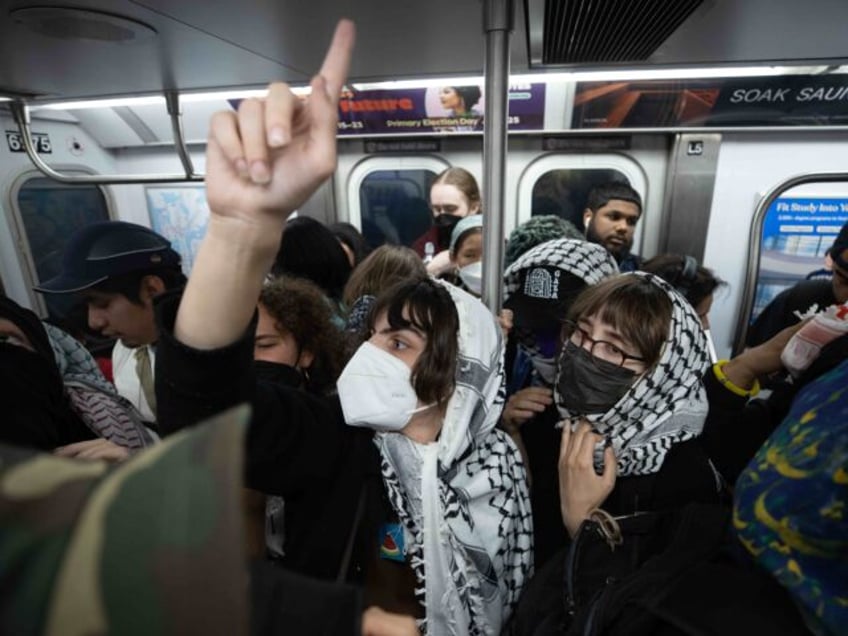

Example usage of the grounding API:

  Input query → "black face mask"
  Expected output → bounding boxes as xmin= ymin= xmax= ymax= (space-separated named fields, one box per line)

xmin=434 ymin=214 xmax=462 ymax=251
xmin=253 ymin=360 xmax=304 ymax=389
xmin=557 ymin=341 xmax=636 ymax=415
xmin=0 ymin=343 xmax=73 ymax=450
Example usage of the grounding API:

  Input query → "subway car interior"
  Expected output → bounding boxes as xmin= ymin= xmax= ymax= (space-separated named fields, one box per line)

xmin=0 ymin=0 xmax=847 ymax=356
xmin=0 ymin=1 xmax=846 ymax=632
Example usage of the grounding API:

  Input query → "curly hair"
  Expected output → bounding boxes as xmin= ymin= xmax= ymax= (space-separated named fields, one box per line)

xmin=259 ymin=276 xmax=347 ymax=394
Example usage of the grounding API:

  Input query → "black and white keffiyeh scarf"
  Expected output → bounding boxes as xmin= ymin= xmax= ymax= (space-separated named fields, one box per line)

xmin=555 ymin=272 xmax=711 ymax=476
xmin=374 ymin=280 xmax=534 ymax=635
xmin=45 ymin=324 xmax=155 ymax=450
xmin=503 ymin=239 xmax=619 ymax=356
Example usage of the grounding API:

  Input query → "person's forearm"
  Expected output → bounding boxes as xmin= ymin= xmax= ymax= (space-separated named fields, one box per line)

xmin=719 ymin=356 xmax=758 ymax=390
xmin=175 ymin=215 xmax=283 ymax=349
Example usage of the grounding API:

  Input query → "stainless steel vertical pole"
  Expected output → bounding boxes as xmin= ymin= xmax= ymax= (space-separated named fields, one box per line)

xmin=481 ymin=0 xmax=513 ymax=313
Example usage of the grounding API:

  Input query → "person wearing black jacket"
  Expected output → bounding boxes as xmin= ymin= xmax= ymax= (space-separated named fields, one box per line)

xmin=154 ymin=20 xmax=419 ymax=636
xmin=153 ymin=16 xmax=534 ymax=634
xmin=703 ymin=323 xmax=848 ymax=487
xmin=507 ymin=272 xmax=729 ymax=635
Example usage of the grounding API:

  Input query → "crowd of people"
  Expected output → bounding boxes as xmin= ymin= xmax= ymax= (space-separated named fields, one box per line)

xmin=1 ymin=19 xmax=846 ymax=636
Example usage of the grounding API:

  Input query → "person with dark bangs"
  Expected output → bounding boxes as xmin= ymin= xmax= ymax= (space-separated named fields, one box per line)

xmin=154 ymin=41 xmax=533 ymax=631
xmin=507 ymin=273 xmax=730 ymax=635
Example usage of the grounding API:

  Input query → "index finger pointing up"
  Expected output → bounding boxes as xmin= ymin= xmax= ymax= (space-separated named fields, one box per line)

xmin=319 ymin=19 xmax=356 ymax=102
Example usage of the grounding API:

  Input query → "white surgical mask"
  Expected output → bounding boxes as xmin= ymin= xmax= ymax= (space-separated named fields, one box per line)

xmin=337 ymin=341 xmax=428 ymax=431
xmin=458 ymin=260 xmax=483 ymax=295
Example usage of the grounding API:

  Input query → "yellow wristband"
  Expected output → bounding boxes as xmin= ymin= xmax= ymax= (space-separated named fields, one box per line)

xmin=713 ymin=360 xmax=760 ymax=398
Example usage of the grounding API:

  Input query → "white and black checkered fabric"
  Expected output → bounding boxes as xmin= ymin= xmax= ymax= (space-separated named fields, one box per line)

xmin=503 ymin=238 xmax=619 ymax=354
xmin=375 ymin=281 xmax=534 ymax=635
xmin=555 ymin=272 xmax=711 ymax=476
xmin=503 ymin=238 xmax=619 ymax=302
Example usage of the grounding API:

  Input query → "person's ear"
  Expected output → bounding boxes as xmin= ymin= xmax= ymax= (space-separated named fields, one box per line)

xmin=139 ymin=275 xmax=166 ymax=303
xmin=469 ymin=200 xmax=481 ymax=215
xmin=298 ymin=349 xmax=315 ymax=370
xmin=583 ymin=209 xmax=592 ymax=229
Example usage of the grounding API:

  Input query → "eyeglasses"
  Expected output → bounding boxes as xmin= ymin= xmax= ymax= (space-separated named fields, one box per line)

xmin=564 ymin=321 xmax=646 ymax=369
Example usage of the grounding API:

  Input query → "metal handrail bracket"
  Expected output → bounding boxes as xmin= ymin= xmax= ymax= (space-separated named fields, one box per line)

xmin=10 ymin=98 xmax=205 ymax=184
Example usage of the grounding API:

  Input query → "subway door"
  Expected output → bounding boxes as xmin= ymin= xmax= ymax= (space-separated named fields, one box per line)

xmin=704 ymin=131 xmax=848 ymax=359
xmin=336 ymin=139 xmax=453 ymax=252
xmin=512 ymin=135 xmax=668 ymax=260
xmin=0 ymin=112 xmax=118 ymax=317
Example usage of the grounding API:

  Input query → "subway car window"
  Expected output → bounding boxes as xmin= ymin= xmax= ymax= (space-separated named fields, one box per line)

xmin=14 ymin=177 xmax=111 ymax=319
xmin=749 ymin=186 xmax=848 ymax=323
xmin=359 ymin=169 xmax=437 ymax=250
xmin=531 ymin=168 xmax=629 ymax=230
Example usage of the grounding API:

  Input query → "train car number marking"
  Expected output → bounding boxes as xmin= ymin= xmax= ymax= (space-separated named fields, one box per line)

xmin=5 ymin=131 xmax=52 ymax=154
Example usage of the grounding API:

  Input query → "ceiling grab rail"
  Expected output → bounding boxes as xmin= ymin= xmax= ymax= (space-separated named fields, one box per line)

xmin=9 ymin=95 xmax=205 ymax=184
xmin=165 ymin=90 xmax=196 ymax=179
xmin=732 ymin=171 xmax=848 ymax=355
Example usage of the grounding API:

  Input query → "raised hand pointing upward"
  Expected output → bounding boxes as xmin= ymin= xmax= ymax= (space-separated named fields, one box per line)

xmin=205 ymin=19 xmax=355 ymax=221
xmin=176 ymin=19 xmax=356 ymax=350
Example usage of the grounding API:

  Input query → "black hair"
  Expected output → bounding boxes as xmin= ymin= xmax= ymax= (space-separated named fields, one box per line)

xmin=90 ymin=266 xmax=186 ymax=305
xmin=640 ymin=254 xmax=726 ymax=309
xmin=368 ymin=277 xmax=459 ymax=406
xmin=272 ymin=217 xmax=353 ymax=303
xmin=330 ymin=222 xmax=370 ymax=267
xmin=454 ymin=86 xmax=482 ymax=110
xmin=586 ymin=182 xmax=643 ymax=215
xmin=259 ymin=276 xmax=348 ymax=395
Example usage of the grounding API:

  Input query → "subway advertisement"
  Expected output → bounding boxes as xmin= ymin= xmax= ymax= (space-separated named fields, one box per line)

xmin=572 ymin=74 xmax=848 ymax=129
xmin=750 ymin=196 xmax=848 ymax=322
xmin=336 ymin=83 xmax=546 ymax=134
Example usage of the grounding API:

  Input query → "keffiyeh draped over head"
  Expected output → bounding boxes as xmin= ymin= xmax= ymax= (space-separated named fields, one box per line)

xmin=503 ymin=239 xmax=619 ymax=356
xmin=375 ymin=280 xmax=534 ymax=636
xmin=556 ymin=272 xmax=711 ymax=476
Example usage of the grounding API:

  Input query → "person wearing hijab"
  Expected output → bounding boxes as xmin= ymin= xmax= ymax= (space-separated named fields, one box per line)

xmin=506 ymin=272 xmax=727 ymax=635
xmin=155 ymin=35 xmax=532 ymax=634
xmin=501 ymin=239 xmax=620 ymax=435
xmin=339 ymin=277 xmax=533 ymax=634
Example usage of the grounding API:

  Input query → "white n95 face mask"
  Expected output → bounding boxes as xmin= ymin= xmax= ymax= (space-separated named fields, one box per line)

xmin=458 ymin=260 xmax=483 ymax=295
xmin=337 ymin=341 xmax=426 ymax=431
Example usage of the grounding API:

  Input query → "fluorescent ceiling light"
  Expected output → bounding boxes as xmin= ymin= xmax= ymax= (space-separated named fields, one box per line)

xmin=353 ymin=65 xmax=799 ymax=90
xmin=34 ymin=95 xmax=166 ymax=110
xmin=352 ymin=76 xmax=482 ymax=90
xmin=540 ymin=65 xmax=790 ymax=82
xmin=31 ymin=86 xmax=313 ymax=111
xmin=0 ymin=97 xmax=12 ymax=102
xmin=180 ymin=86 xmax=312 ymax=102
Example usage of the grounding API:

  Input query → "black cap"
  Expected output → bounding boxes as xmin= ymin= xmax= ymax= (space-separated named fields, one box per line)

xmin=34 ymin=221 xmax=181 ymax=294
xmin=503 ymin=265 xmax=586 ymax=330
